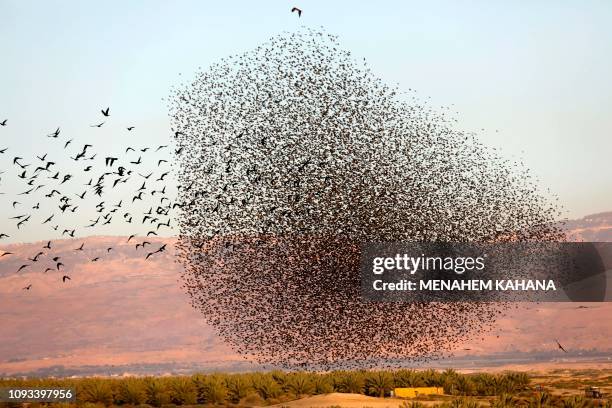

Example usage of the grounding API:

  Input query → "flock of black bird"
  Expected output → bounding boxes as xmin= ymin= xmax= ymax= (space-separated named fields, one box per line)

xmin=0 ymin=107 xmax=174 ymax=290
xmin=168 ymin=28 xmax=564 ymax=369
xmin=2 ymin=17 xmax=571 ymax=368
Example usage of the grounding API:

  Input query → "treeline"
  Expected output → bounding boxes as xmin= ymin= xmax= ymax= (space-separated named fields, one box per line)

xmin=0 ymin=369 xmax=532 ymax=406
xmin=410 ymin=394 xmax=612 ymax=408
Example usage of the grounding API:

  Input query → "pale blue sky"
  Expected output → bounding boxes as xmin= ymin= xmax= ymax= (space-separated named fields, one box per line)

xmin=1 ymin=0 xmax=611 ymax=242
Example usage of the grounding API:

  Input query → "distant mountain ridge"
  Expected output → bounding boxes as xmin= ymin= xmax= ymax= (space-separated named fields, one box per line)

xmin=1 ymin=212 xmax=611 ymax=377
xmin=564 ymin=211 xmax=612 ymax=241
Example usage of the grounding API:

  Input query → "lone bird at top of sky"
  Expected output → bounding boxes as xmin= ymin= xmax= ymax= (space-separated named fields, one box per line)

xmin=291 ymin=6 xmax=302 ymax=17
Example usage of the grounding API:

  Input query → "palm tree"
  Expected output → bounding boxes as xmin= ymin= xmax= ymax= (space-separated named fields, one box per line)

xmin=285 ymin=372 xmax=314 ymax=396
xmin=334 ymin=371 xmax=365 ymax=394
xmin=225 ymin=374 xmax=252 ymax=403
xmin=143 ymin=377 xmax=170 ymax=407
xmin=168 ymin=376 xmax=197 ymax=405
xmin=365 ymin=371 xmax=393 ymax=398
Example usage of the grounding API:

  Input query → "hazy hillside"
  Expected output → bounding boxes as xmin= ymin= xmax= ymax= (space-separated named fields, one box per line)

xmin=1 ymin=213 xmax=612 ymax=376
xmin=565 ymin=211 xmax=612 ymax=241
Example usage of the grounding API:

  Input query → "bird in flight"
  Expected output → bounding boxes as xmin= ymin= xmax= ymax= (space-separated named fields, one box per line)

xmin=145 ymin=244 xmax=165 ymax=260
xmin=101 ymin=107 xmax=110 ymax=117
xmin=136 ymin=241 xmax=151 ymax=250
xmin=91 ymin=122 xmax=105 ymax=128
xmin=291 ymin=6 xmax=302 ymax=17
xmin=0 ymin=119 xmax=7 ymax=126
xmin=555 ymin=339 xmax=568 ymax=353
xmin=127 ymin=126 xmax=135 ymax=131
xmin=48 ymin=127 xmax=60 ymax=138
xmin=62 ymin=275 xmax=71 ymax=282
xmin=23 ymin=284 xmax=32 ymax=291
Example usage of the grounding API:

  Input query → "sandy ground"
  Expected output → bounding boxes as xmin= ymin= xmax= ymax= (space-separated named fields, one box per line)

xmin=267 ymin=393 xmax=421 ymax=408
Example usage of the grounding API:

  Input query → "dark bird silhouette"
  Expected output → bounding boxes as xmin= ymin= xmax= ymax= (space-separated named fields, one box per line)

xmin=17 ymin=264 xmax=29 ymax=272
xmin=47 ymin=127 xmax=60 ymax=138
xmin=18 ymin=188 xmax=34 ymax=195
xmin=101 ymin=107 xmax=110 ymax=117
xmin=105 ymin=157 xmax=118 ymax=166
xmin=136 ymin=241 xmax=151 ymax=250
xmin=291 ymin=6 xmax=302 ymax=17
xmin=0 ymin=119 xmax=6 ymax=126
xmin=62 ymin=275 xmax=71 ymax=282
xmin=75 ymin=243 xmax=84 ymax=251
xmin=145 ymin=244 xmax=166 ymax=260
xmin=0 ymin=251 xmax=13 ymax=257
xmin=43 ymin=241 xmax=51 ymax=249
xmin=90 ymin=122 xmax=105 ymax=128
xmin=23 ymin=284 xmax=32 ymax=290
xmin=555 ymin=339 xmax=568 ymax=353
xmin=127 ymin=126 xmax=135 ymax=131
xmin=28 ymin=252 xmax=44 ymax=262
xmin=16 ymin=216 xmax=31 ymax=229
